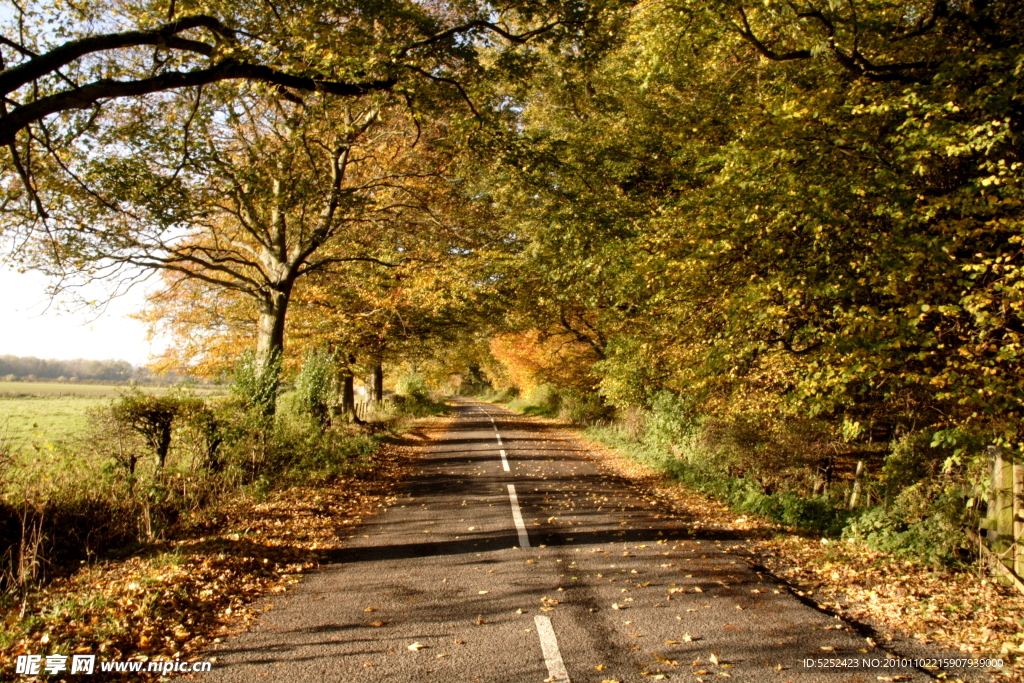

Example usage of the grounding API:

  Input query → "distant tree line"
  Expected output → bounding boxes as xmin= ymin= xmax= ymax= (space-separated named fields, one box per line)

xmin=0 ymin=355 xmax=133 ymax=382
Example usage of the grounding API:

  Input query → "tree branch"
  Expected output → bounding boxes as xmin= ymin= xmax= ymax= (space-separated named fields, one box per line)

xmin=0 ymin=15 xmax=232 ymax=96
xmin=0 ymin=59 xmax=398 ymax=146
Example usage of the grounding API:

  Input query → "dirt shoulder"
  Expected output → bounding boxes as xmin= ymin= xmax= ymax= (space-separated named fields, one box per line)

xmin=1 ymin=417 xmax=451 ymax=680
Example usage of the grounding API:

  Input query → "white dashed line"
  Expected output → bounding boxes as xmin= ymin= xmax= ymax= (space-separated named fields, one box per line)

xmin=496 ymin=433 xmax=503 ymax=446
xmin=506 ymin=484 xmax=530 ymax=548
xmin=534 ymin=616 xmax=570 ymax=683
xmin=500 ymin=449 xmax=510 ymax=472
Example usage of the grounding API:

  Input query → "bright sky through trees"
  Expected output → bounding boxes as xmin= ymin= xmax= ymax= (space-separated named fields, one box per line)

xmin=0 ymin=268 xmax=161 ymax=365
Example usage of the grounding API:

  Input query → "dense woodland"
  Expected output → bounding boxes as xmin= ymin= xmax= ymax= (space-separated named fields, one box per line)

xmin=1 ymin=0 xmax=1023 ymax=575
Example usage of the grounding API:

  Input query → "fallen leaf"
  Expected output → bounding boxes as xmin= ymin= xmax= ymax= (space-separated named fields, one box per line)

xmin=408 ymin=642 xmax=425 ymax=651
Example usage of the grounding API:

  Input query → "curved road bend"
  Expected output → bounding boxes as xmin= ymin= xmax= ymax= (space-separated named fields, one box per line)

xmin=204 ymin=399 xmax=947 ymax=683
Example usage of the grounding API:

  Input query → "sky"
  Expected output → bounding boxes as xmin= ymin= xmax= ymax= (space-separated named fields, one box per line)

xmin=0 ymin=267 xmax=164 ymax=366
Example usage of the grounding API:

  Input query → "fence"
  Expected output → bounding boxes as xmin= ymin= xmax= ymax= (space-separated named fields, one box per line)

xmin=979 ymin=447 xmax=1024 ymax=592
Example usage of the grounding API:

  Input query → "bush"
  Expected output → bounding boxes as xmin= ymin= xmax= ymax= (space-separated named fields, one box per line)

xmin=390 ymin=373 xmax=448 ymax=417
xmin=508 ymin=384 xmax=561 ymax=417
xmin=395 ymin=373 xmax=430 ymax=400
xmin=559 ymin=390 xmax=614 ymax=425
xmin=479 ymin=386 xmax=518 ymax=403
xmin=110 ymin=390 xmax=183 ymax=471
xmin=293 ymin=349 xmax=336 ymax=430
xmin=0 ymin=379 xmax=389 ymax=591
xmin=645 ymin=391 xmax=696 ymax=456
xmin=231 ymin=350 xmax=281 ymax=415
xmin=586 ymin=396 xmax=852 ymax=536
xmin=844 ymin=479 xmax=971 ymax=566
xmin=878 ymin=431 xmax=939 ymax=500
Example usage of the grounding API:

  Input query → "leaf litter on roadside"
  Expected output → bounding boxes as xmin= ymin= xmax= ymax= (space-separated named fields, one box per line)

xmin=0 ymin=418 xmax=450 ymax=679
xmin=571 ymin=428 xmax=1024 ymax=682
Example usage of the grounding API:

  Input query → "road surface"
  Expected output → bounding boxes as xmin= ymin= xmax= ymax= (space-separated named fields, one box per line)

xmin=205 ymin=400 xmax=964 ymax=682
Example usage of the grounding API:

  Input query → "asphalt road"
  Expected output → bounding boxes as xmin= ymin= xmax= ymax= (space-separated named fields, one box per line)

xmin=204 ymin=400 xmax=970 ymax=683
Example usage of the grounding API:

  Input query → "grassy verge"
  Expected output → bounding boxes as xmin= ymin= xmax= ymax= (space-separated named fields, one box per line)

xmin=585 ymin=424 xmax=851 ymax=536
xmin=0 ymin=416 xmax=450 ymax=681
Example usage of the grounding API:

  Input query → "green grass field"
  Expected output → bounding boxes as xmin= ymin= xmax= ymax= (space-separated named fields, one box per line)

xmin=0 ymin=396 xmax=109 ymax=444
xmin=0 ymin=381 xmax=223 ymax=398
xmin=0 ymin=383 xmax=225 ymax=445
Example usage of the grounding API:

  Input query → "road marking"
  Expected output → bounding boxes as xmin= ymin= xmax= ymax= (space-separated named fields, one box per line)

xmin=500 ymin=448 xmax=510 ymax=472
xmin=496 ymin=433 xmax=503 ymax=446
xmin=534 ymin=616 xmax=570 ymax=683
xmin=507 ymin=484 xmax=530 ymax=548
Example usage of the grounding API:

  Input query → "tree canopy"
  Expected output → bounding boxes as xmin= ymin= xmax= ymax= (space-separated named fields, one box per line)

xmin=4 ymin=0 xmax=1024 ymax=447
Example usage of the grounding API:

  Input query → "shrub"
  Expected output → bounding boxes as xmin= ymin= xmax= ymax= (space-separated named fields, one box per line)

xmin=395 ymin=373 xmax=430 ymax=400
xmin=844 ymin=479 xmax=971 ymax=566
xmin=231 ymin=350 xmax=281 ymax=415
xmin=293 ymin=349 xmax=336 ymax=430
xmin=559 ymin=390 xmax=614 ymax=425
xmin=878 ymin=431 xmax=940 ymax=500
xmin=389 ymin=373 xmax=447 ymax=417
xmin=508 ymin=384 xmax=561 ymax=417
xmin=110 ymin=391 xmax=182 ymax=471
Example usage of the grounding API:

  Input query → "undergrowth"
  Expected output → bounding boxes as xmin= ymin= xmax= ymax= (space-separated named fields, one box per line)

xmin=495 ymin=385 xmax=975 ymax=566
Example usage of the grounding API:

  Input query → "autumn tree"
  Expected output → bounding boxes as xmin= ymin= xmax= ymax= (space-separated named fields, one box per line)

xmin=473 ymin=0 xmax=1024 ymax=447
xmin=0 ymin=0 xmax=569 ymax=217
xmin=29 ymin=90 xmax=468 ymax=413
xmin=134 ymin=103 xmax=506 ymax=415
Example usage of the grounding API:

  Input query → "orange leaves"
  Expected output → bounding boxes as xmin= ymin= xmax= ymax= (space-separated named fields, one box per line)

xmin=490 ymin=329 xmax=600 ymax=394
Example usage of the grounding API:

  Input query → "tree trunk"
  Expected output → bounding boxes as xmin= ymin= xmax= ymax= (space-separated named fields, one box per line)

xmin=369 ymin=363 xmax=384 ymax=403
xmin=155 ymin=426 xmax=172 ymax=468
xmin=340 ymin=369 xmax=356 ymax=421
xmin=254 ymin=284 xmax=292 ymax=416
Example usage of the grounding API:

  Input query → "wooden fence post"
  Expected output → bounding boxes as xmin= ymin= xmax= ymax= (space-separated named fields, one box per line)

xmin=1014 ymin=453 xmax=1024 ymax=576
xmin=847 ymin=460 xmax=865 ymax=511
xmin=991 ymin=447 xmax=1005 ymax=547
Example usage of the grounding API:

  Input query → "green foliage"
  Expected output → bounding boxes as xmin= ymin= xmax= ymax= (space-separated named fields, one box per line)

xmin=509 ymin=384 xmax=562 ymax=417
xmin=589 ymin=419 xmax=852 ymax=536
xmin=0 ymin=381 xmax=385 ymax=591
xmin=110 ymin=390 xmax=183 ymax=471
xmin=644 ymin=391 xmax=696 ymax=456
xmin=391 ymin=373 xmax=448 ymax=417
xmin=878 ymin=432 xmax=940 ymax=500
xmin=558 ymin=390 xmax=614 ymax=425
xmin=844 ymin=480 xmax=971 ymax=567
xmin=395 ymin=373 xmax=430 ymax=400
xmin=479 ymin=386 xmax=519 ymax=403
xmin=293 ymin=349 xmax=336 ymax=429
xmin=231 ymin=351 xmax=281 ymax=416
xmin=594 ymin=338 xmax=666 ymax=409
